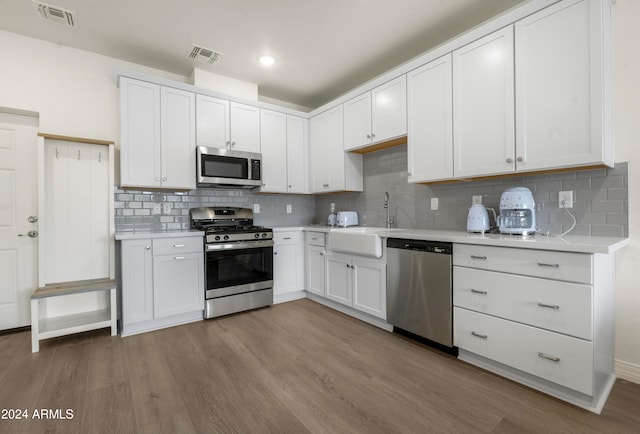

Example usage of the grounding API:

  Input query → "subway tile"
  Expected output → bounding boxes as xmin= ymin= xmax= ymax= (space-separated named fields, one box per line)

xmin=591 ymin=200 xmax=624 ymax=213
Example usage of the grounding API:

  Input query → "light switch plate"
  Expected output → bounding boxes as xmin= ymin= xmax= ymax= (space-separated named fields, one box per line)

xmin=559 ymin=191 xmax=573 ymax=208
xmin=253 ymin=203 xmax=260 ymax=213
xmin=472 ymin=195 xmax=483 ymax=205
xmin=431 ymin=198 xmax=439 ymax=210
xmin=286 ymin=204 xmax=292 ymax=214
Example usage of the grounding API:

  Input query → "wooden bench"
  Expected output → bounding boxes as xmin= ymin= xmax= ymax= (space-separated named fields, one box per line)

xmin=30 ymin=278 xmax=117 ymax=352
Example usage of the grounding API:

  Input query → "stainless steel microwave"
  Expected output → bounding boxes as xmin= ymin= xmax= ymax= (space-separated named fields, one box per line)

xmin=196 ymin=146 xmax=262 ymax=189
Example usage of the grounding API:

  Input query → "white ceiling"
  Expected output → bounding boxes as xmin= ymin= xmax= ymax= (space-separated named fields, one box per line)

xmin=0 ymin=0 xmax=527 ymax=109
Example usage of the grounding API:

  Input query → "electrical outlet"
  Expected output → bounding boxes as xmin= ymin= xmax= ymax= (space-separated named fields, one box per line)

xmin=253 ymin=203 xmax=260 ymax=213
xmin=559 ymin=191 xmax=573 ymax=208
xmin=431 ymin=197 xmax=439 ymax=210
xmin=286 ymin=204 xmax=292 ymax=214
xmin=472 ymin=195 xmax=483 ymax=205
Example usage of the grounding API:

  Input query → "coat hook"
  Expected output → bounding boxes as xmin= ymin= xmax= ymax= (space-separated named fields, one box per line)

xmin=78 ymin=150 xmax=81 ymax=161
xmin=98 ymin=152 xmax=102 ymax=163
xmin=55 ymin=147 xmax=59 ymax=159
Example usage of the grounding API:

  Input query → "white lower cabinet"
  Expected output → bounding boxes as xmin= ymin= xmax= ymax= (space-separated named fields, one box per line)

xmin=273 ymin=231 xmax=305 ymax=303
xmin=453 ymin=243 xmax=614 ymax=413
xmin=305 ymin=232 xmax=326 ymax=297
xmin=119 ymin=235 xmax=204 ymax=336
xmin=326 ymin=252 xmax=386 ymax=320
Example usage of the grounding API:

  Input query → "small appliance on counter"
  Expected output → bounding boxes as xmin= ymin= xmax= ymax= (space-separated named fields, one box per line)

xmin=336 ymin=211 xmax=359 ymax=227
xmin=467 ymin=204 xmax=496 ymax=233
xmin=328 ymin=202 xmax=337 ymax=226
xmin=497 ymin=187 xmax=536 ymax=235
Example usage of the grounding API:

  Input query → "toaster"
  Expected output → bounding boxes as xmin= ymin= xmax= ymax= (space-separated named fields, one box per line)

xmin=336 ymin=211 xmax=359 ymax=227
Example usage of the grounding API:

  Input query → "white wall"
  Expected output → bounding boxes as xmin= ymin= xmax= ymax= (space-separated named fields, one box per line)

xmin=612 ymin=0 xmax=640 ymax=380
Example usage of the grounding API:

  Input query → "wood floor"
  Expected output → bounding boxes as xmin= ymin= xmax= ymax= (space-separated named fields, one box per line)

xmin=1 ymin=298 xmax=639 ymax=434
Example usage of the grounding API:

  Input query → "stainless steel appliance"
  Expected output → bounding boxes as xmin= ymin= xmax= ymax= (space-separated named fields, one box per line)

xmin=386 ymin=238 xmax=454 ymax=350
xmin=190 ymin=207 xmax=273 ymax=318
xmin=497 ymin=187 xmax=536 ymax=235
xmin=196 ymin=146 xmax=262 ymax=189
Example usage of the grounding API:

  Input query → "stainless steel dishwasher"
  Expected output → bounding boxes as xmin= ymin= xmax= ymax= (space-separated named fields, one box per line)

xmin=386 ymin=238 xmax=453 ymax=349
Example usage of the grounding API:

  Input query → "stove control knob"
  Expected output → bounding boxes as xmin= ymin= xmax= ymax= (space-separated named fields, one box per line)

xmin=255 ymin=233 xmax=260 ymax=239
xmin=214 ymin=236 xmax=221 ymax=241
xmin=262 ymin=233 xmax=267 ymax=238
xmin=223 ymin=235 xmax=229 ymax=241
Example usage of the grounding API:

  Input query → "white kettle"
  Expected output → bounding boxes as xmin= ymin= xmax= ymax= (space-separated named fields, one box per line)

xmin=467 ymin=204 xmax=496 ymax=233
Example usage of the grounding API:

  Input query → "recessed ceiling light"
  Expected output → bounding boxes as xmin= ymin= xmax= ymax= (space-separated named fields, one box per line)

xmin=259 ymin=55 xmax=275 ymax=66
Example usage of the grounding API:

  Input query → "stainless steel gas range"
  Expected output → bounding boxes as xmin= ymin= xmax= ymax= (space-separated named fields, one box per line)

xmin=190 ymin=207 xmax=273 ymax=319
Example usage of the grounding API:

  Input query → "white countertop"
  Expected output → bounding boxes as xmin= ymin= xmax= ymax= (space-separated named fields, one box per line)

xmin=115 ymin=229 xmax=205 ymax=241
xmin=277 ymin=226 xmax=629 ymax=254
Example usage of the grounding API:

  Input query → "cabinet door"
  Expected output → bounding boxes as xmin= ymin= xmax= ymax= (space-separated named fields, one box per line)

xmin=343 ymin=92 xmax=372 ymax=151
xmin=407 ymin=54 xmax=453 ymax=183
xmin=230 ymin=102 xmax=260 ymax=153
xmin=453 ymin=26 xmax=515 ymax=178
xmin=306 ymin=245 xmax=326 ymax=296
xmin=153 ymin=253 xmax=203 ymax=318
xmin=274 ymin=244 xmax=303 ymax=296
xmin=325 ymin=105 xmax=346 ymax=192
xmin=161 ymin=87 xmax=196 ymax=189
xmin=260 ymin=109 xmax=288 ymax=193
xmin=119 ymin=77 xmax=161 ymax=188
xmin=372 ymin=75 xmax=407 ymax=143
xmin=196 ymin=94 xmax=230 ymax=148
xmin=352 ymin=258 xmax=386 ymax=319
xmin=326 ymin=254 xmax=352 ymax=306
xmin=286 ymin=115 xmax=308 ymax=194
xmin=310 ymin=113 xmax=329 ymax=192
xmin=515 ymin=0 xmax=611 ymax=171
xmin=121 ymin=239 xmax=154 ymax=324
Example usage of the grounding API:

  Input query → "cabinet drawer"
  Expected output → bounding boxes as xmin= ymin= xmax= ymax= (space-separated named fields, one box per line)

xmin=274 ymin=231 xmax=303 ymax=245
xmin=305 ymin=231 xmax=326 ymax=247
xmin=153 ymin=237 xmax=203 ymax=255
xmin=454 ymin=266 xmax=592 ymax=340
xmin=454 ymin=307 xmax=593 ymax=395
xmin=453 ymin=244 xmax=592 ymax=284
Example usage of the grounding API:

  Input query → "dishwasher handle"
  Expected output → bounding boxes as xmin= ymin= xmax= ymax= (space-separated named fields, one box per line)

xmin=387 ymin=238 xmax=452 ymax=254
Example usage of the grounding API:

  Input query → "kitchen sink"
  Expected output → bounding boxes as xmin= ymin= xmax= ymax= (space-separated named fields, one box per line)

xmin=327 ymin=227 xmax=401 ymax=258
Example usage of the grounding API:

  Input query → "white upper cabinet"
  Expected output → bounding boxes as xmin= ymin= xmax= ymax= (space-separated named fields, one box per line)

xmin=260 ymin=109 xmax=288 ymax=193
xmin=343 ymin=76 xmax=407 ymax=151
xmin=310 ymin=106 xmax=363 ymax=193
xmin=195 ymin=94 xmax=230 ymax=149
xmin=515 ymin=0 xmax=612 ymax=171
xmin=120 ymin=77 xmax=195 ymax=190
xmin=407 ymin=54 xmax=453 ymax=183
xmin=286 ymin=115 xmax=308 ymax=194
xmin=453 ymin=26 xmax=515 ymax=179
xmin=229 ymin=102 xmax=261 ymax=153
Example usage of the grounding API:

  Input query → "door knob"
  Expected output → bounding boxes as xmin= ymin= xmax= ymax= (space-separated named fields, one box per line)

xmin=18 ymin=230 xmax=39 ymax=238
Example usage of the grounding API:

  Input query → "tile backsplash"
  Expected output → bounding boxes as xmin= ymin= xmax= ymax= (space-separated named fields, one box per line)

xmin=314 ymin=145 xmax=629 ymax=237
xmin=115 ymin=145 xmax=628 ymax=237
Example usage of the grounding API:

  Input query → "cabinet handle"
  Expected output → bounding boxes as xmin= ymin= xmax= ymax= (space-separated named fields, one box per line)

xmin=371 ymin=133 xmax=376 ymax=138
xmin=537 ymin=262 xmax=560 ymax=268
xmin=226 ymin=141 xmax=231 ymax=147
xmin=145 ymin=246 xmax=151 ymax=250
xmin=470 ymin=289 xmax=487 ymax=295
xmin=470 ymin=255 xmax=487 ymax=260
xmin=173 ymin=256 xmax=185 ymax=260
xmin=506 ymin=158 xmax=513 ymax=163
xmin=274 ymin=252 xmax=278 ymax=255
xmin=156 ymin=177 xmax=160 ymax=181
xmin=231 ymin=141 xmax=236 ymax=148
xmin=346 ymin=264 xmax=350 ymax=268
xmin=288 ymin=185 xmax=292 ymax=188
xmin=471 ymin=331 xmax=488 ymax=339
xmin=283 ymin=237 xmax=292 ymax=240
xmin=517 ymin=157 xmax=523 ymax=162
xmin=538 ymin=352 xmax=560 ymax=363
xmin=320 ymin=252 xmax=324 ymax=256
xmin=162 ymin=177 xmax=167 ymax=181
xmin=537 ymin=302 xmax=560 ymax=310
xmin=173 ymin=244 xmax=185 ymax=248
xmin=366 ymin=134 xmax=371 ymax=139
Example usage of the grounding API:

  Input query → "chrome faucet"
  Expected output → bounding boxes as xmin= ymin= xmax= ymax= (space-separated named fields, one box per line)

xmin=384 ymin=192 xmax=395 ymax=228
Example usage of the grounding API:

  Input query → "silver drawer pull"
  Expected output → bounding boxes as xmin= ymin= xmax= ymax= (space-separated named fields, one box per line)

xmin=174 ymin=256 xmax=185 ymax=260
xmin=282 ymin=237 xmax=292 ymax=240
xmin=173 ymin=244 xmax=185 ymax=248
xmin=471 ymin=289 xmax=488 ymax=295
xmin=538 ymin=352 xmax=560 ymax=362
xmin=537 ymin=302 xmax=560 ymax=310
xmin=537 ymin=262 xmax=559 ymax=268
xmin=471 ymin=331 xmax=488 ymax=339
xmin=470 ymin=255 xmax=487 ymax=260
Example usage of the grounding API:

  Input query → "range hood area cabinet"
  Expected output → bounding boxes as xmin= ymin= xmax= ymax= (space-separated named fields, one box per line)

xmin=407 ymin=0 xmax=613 ymax=183
xmin=120 ymin=77 xmax=196 ymax=190
xmin=343 ymin=75 xmax=407 ymax=152
xmin=310 ymin=105 xmax=363 ymax=193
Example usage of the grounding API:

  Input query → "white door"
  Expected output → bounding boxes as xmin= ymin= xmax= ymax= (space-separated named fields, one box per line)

xmin=371 ymin=75 xmax=407 ymax=143
xmin=0 ymin=112 xmax=39 ymax=330
xmin=286 ymin=115 xmax=307 ymax=194
xmin=343 ymin=91 xmax=372 ymax=151
xmin=196 ymin=94 xmax=230 ymax=148
xmin=260 ymin=109 xmax=288 ymax=193
xmin=325 ymin=254 xmax=352 ymax=306
xmin=229 ymin=102 xmax=261 ymax=153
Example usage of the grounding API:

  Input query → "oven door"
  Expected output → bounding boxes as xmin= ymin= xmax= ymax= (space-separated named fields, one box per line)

xmin=205 ymin=240 xmax=273 ymax=299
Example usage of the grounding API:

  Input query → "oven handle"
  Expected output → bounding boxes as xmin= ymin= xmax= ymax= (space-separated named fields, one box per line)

xmin=206 ymin=239 xmax=274 ymax=251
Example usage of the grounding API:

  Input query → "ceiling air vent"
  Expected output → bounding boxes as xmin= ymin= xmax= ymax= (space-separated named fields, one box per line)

xmin=34 ymin=1 xmax=78 ymax=28
xmin=189 ymin=45 xmax=222 ymax=65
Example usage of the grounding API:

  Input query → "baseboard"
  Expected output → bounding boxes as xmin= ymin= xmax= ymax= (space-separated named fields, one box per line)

xmin=615 ymin=359 xmax=640 ymax=384
xmin=273 ymin=291 xmax=306 ymax=304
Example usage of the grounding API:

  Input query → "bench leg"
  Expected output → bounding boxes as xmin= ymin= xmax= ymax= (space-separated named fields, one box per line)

xmin=31 ymin=299 xmax=39 ymax=353
xmin=110 ymin=287 xmax=117 ymax=336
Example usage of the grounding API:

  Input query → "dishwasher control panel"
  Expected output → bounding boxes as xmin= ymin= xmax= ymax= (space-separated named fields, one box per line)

xmin=387 ymin=238 xmax=452 ymax=254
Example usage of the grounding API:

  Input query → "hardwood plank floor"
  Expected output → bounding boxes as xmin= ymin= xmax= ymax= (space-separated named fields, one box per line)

xmin=1 ymin=298 xmax=639 ymax=433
